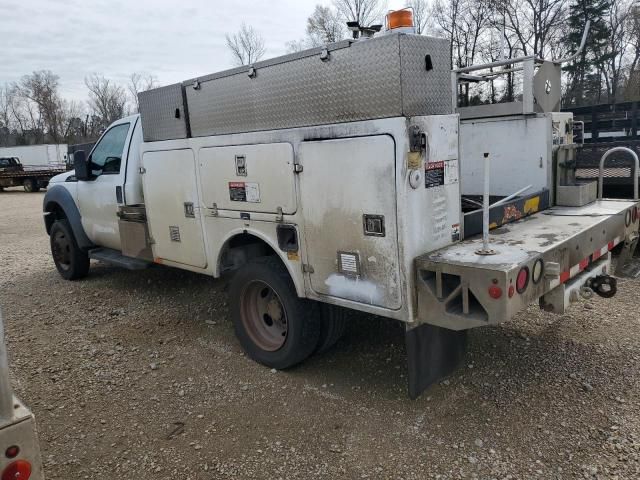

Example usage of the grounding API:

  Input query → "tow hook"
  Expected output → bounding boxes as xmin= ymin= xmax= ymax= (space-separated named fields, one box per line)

xmin=587 ymin=275 xmax=617 ymax=299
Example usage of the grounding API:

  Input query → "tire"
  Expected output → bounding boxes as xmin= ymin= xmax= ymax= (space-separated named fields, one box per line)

xmin=23 ymin=178 xmax=40 ymax=192
xmin=230 ymin=257 xmax=321 ymax=369
xmin=50 ymin=220 xmax=90 ymax=280
xmin=316 ymin=304 xmax=348 ymax=354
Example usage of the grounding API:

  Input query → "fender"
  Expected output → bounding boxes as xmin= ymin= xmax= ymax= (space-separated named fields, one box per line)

xmin=216 ymin=226 xmax=305 ymax=297
xmin=43 ymin=185 xmax=93 ymax=249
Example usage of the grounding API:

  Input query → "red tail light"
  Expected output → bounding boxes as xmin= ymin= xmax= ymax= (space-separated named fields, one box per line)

xmin=633 ymin=206 xmax=639 ymax=224
xmin=2 ymin=460 xmax=32 ymax=480
xmin=516 ymin=267 xmax=529 ymax=294
xmin=488 ymin=285 xmax=502 ymax=299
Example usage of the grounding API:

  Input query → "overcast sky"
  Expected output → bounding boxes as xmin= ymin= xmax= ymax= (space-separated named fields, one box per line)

xmin=1 ymin=0 xmax=406 ymax=101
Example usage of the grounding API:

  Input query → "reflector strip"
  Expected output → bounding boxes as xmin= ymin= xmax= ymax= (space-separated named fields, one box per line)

xmin=549 ymin=237 xmax=622 ymax=289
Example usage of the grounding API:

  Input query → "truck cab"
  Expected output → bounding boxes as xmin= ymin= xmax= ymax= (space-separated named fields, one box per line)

xmin=0 ymin=157 xmax=22 ymax=173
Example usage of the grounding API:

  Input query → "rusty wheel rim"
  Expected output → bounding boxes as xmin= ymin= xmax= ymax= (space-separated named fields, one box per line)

xmin=240 ymin=280 xmax=288 ymax=352
xmin=52 ymin=229 xmax=71 ymax=271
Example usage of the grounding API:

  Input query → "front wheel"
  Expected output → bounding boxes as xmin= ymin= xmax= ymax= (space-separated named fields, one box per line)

xmin=50 ymin=220 xmax=90 ymax=280
xmin=230 ymin=257 xmax=321 ymax=369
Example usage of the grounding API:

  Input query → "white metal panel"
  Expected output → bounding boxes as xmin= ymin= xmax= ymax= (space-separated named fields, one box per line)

xmin=142 ymin=149 xmax=207 ymax=268
xmin=459 ymin=115 xmax=551 ymax=196
xmin=299 ymin=135 xmax=401 ymax=309
xmin=198 ymin=143 xmax=296 ymax=214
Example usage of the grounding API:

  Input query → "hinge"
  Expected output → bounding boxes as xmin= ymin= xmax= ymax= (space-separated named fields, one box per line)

xmin=211 ymin=203 xmax=218 ymax=216
xmin=139 ymin=167 xmax=146 ymax=174
xmin=293 ymin=164 xmax=303 ymax=173
xmin=148 ymin=236 xmax=155 ymax=245
xmin=302 ymin=264 xmax=315 ymax=274
xmin=276 ymin=206 xmax=284 ymax=222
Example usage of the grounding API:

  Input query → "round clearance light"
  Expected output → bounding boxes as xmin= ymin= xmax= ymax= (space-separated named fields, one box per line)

xmin=488 ymin=285 xmax=502 ymax=299
xmin=4 ymin=446 xmax=19 ymax=459
xmin=516 ymin=267 xmax=530 ymax=294
xmin=532 ymin=259 xmax=544 ymax=284
xmin=633 ymin=206 xmax=639 ymax=224
xmin=625 ymin=209 xmax=632 ymax=227
xmin=508 ymin=285 xmax=515 ymax=298
xmin=1 ymin=460 xmax=32 ymax=480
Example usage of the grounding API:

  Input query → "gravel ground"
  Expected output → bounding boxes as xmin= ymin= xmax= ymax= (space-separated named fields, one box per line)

xmin=1 ymin=188 xmax=640 ymax=479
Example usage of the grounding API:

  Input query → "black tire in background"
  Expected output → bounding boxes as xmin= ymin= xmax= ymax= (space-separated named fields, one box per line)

xmin=23 ymin=178 xmax=40 ymax=192
xmin=230 ymin=256 xmax=321 ymax=370
xmin=49 ymin=219 xmax=90 ymax=280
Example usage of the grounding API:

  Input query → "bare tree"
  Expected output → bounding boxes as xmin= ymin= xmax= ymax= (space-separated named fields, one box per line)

xmin=85 ymin=74 xmax=128 ymax=130
xmin=408 ymin=0 xmax=429 ymax=34
xmin=308 ymin=5 xmax=346 ymax=43
xmin=128 ymin=72 xmax=159 ymax=112
xmin=332 ymin=0 xmax=387 ymax=27
xmin=226 ymin=23 xmax=266 ymax=66
xmin=16 ymin=70 xmax=67 ymax=143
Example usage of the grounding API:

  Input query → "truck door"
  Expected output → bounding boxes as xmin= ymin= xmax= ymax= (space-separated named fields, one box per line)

xmin=77 ymin=118 xmax=136 ymax=251
xmin=141 ymin=149 xmax=207 ymax=268
xmin=299 ymin=135 xmax=402 ymax=310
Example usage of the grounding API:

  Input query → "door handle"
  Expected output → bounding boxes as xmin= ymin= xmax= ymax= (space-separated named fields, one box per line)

xmin=184 ymin=202 xmax=195 ymax=218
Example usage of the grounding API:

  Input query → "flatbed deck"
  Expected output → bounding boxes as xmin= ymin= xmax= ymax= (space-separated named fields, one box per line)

xmin=421 ymin=199 xmax=637 ymax=273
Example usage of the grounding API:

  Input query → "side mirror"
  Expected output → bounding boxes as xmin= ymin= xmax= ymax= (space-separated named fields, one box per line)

xmin=74 ymin=150 xmax=90 ymax=181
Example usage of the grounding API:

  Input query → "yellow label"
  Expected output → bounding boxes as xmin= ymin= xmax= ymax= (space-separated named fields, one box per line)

xmin=407 ymin=151 xmax=422 ymax=170
xmin=524 ymin=196 xmax=540 ymax=214
xmin=287 ymin=251 xmax=300 ymax=261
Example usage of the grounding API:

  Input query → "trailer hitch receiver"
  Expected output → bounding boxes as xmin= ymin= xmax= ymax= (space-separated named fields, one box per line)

xmin=588 ymin=275 xmax=617 ymax=299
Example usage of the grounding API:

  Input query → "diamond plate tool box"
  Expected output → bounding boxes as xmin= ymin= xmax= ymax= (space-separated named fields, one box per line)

xmin=138 ymin=33 xmax=452 ymax=142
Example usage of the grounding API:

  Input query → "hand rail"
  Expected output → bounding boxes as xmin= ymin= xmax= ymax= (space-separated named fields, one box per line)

xmin=598 ymin=147 xmax=639 ymax=200
xmin=0 ymin=308 xmax=14 ymax=421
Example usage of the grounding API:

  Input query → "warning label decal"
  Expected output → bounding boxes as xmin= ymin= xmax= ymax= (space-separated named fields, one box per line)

xmin=425 ymin=161 xmax=445 ymax=188
xmin=229 ymin=182 xmax=261 ymax=203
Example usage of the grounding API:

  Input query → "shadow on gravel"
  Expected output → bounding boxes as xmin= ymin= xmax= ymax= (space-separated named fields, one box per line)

xmin=9 ymin=260 xmax=636 ymax=411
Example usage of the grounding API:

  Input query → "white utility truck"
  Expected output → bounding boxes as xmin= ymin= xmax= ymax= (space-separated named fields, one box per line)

xmin=42 ymin=21 xmax=639 ymax=397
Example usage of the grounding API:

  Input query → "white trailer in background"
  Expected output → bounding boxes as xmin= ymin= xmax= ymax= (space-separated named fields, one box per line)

xmin=0 ymin=310 xmax=44 ymax=479
xmin=0 ymin=145 xmax=68 ymax=169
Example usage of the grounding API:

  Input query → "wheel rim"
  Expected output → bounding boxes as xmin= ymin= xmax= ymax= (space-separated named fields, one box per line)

xmin=52 ymin=229 xmax=72 ymax=271
xmin=240 ymin=280 xmax=288 ymax=351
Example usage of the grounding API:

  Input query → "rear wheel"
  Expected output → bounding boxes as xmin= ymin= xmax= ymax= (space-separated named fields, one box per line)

xmin=50 ymin=220 xmax=90 ymax=280
xmin=23 ymin=178 xmax=40 ymax=192
xmin=230 ymin=257 xmax=321 ymax=369
xmin=316 ymin=304 xmax=348 ymax=354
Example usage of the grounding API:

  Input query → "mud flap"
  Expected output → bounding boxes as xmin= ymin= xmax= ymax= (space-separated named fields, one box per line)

xmin=615 ymin=234 xmax=640 ymax=278
xmin=405 ymin=323 xmax=468 ymax=399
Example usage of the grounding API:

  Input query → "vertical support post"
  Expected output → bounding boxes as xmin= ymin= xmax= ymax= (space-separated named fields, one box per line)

xmin=591 ymin=107 xmax=599 ymax=141
xmin=476 ymin=153 xmax=496 ymax=256
xmin=0 ymin=309 xmax=14 ymax=421
xmin=482 ymin=152 xmax=490 ymax=252
xmin=450 ymin=71 xmax=458 ymax=113
xmin=522 ymin=58 xmax=535 ymax=114
xmin=631 ymin=102 xmax=638 ymax=139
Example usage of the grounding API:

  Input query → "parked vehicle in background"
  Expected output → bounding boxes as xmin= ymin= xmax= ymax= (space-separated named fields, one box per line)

xmin=0 ymin=309 xmax=44 ymax=480
xmin=0 ymin=157 xmax=65 ymax=192
xmin=0 ymin=145 xmax=68 ymax=169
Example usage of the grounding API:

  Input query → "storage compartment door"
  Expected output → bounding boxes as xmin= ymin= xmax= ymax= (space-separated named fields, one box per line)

xmin=299 ymin=135 xmax=401 ymax=310
xmin=199 ymin=143 xmax=296 ymax=214
xmin=142 ymin=149 xmax=207 ymax=268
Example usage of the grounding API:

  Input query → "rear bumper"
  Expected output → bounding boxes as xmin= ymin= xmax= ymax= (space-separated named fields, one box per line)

xmin=415 ymin=200 xmax=639 ymax=330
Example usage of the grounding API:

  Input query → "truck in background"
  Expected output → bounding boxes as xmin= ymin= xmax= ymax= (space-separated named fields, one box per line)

xmin=0 ymin=145 xmax=68 ymax=169
xmin=0 ymin=157 xmax=65 ymax=192
xmin=41 ymin=15 xmax=640 ymax=398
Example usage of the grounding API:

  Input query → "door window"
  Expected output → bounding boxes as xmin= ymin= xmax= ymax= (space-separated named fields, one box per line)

xmin=90 ymin=123 xmax=130 ymax=176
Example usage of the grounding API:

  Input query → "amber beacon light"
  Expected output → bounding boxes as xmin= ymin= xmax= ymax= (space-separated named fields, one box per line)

xmin=386 ymin=8 xmax=414 ymax=30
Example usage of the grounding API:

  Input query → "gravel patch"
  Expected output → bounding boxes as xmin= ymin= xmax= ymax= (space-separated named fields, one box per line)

xmin=1 ymin=188 xmax=640 ymax=479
